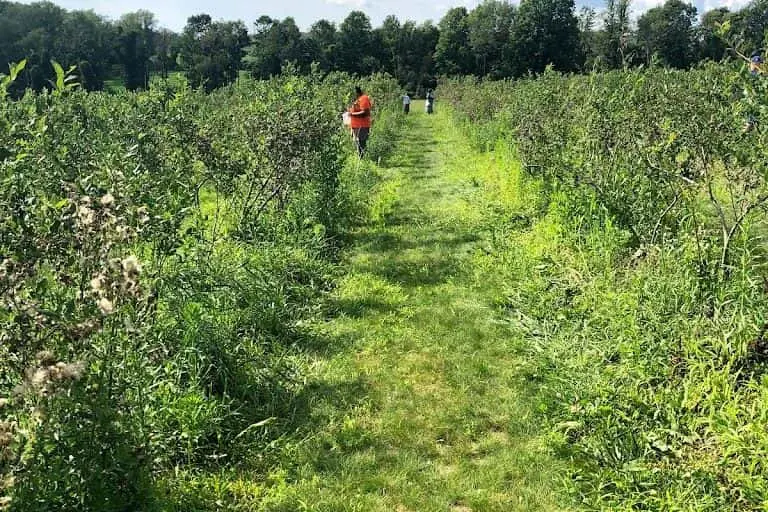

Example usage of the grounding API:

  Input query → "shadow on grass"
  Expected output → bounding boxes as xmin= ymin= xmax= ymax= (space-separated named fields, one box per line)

xmin=151 ymin=376 xmax=376 ymax=510
xmin=384 ymin=126 xmax=438 ymax=170
xmin=351 ymin=229 xmax=482 ymax=254
xmin=213 ymin=359 xmax=374 ymax=472
xmin=330 ymin=296 xmax=400 ymax=319
xmin=357 ymin=251 xmax=464 ymax=288
xmin=278 ymin=377 xmax=373 ymax=432
xmin=216 ymin=113 xmax=489 ymax=499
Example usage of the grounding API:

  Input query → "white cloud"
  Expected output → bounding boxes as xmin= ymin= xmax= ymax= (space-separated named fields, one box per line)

xmin=702 ymin=0 xmax=750 ymax=11
xmin=629 ymin=0 xmax=665 ymax=14
xmin=325 ymin=0 xmax=370 ymax=6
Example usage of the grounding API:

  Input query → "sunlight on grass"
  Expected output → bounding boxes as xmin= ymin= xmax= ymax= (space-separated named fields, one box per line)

xmin=240 ymin=108 xmax=567 ymax=511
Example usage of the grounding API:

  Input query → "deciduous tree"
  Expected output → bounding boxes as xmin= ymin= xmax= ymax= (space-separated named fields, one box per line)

xmin=435 ymin=7 xmax=473 ymax=76
xmin=510 ymin=0 xmax=583 ymax=75
xmin=637 ymin=0 xmax=698 ymax=68
xmin=179 ymin=14 xmax=249 ymax=91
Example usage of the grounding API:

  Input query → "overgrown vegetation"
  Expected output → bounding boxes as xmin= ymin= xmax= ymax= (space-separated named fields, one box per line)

xmin=441 ymin=49 xmax=768 ymax=509
xmin=0 ymin=64 xmax=401 ymax=510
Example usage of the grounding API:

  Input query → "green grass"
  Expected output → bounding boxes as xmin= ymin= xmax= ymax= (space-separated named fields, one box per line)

xmin=220 ymin=103 xmax=567 ymax=511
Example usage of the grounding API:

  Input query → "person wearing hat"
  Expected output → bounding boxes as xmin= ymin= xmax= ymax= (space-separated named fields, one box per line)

xmin=348 ymin=86 xmax=373 ymax=158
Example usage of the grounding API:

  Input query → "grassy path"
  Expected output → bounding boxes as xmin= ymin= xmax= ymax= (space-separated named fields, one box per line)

xmin=259 ymin=105 xmax=564 ymax=511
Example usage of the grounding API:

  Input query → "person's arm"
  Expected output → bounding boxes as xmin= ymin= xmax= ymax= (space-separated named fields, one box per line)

xmin=349 ymin=98 xmax=371 ymax=117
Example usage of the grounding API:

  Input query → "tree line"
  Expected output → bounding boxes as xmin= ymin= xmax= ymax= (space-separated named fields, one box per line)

xmin=1 ymin=0 xmax=767 ymax=94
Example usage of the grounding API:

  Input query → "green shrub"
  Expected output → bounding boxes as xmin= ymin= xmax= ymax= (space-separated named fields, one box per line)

xmin=441 ymin=56 xmax=768 ymax=510
xmin=0 ymin=69 xmax=401 ymax=509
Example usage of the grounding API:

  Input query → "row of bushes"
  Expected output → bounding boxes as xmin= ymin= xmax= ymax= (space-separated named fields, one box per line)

xmin=441 ymin=60 xmax=768 ymax=509
xmin=0 ymin=67 xmax=401 ymax=511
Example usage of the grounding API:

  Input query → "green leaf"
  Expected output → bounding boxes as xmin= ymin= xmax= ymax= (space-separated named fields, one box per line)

xmin=9 ymin=59 xmax=27 ymax=81
xmin=675 ymin=149 xmax=690 ymax=165
xmin=51 ymin=60 xmax=65 ymax=91
xmin=717 ymin=19 xmax=732 ymax=37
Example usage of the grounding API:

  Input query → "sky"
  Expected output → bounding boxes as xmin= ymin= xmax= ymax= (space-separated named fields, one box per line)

xmin=17 ymin=0 xmax=752 ymax=31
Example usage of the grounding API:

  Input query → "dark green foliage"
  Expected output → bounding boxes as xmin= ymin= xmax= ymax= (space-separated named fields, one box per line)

xmin=598 ymin=0 xmax=632 ymax=69
xmin=637 ymin=0 xmax=699 ymax=68
xmin=376 ymin=16 xmax=440 ymax=95
xmin=735 ymin=0 xmax=768 ymax=51
xmin=244 ymin=17 xmax=315 ymax=79
xmin=116 ymin=11 xmax=156 ymax=91
xmin=337 ymin=11 xmax=380 ymax=76
xmin=510 ymin=0 xmax=584 ymax=74
xmin=307 ymin=20 xmax=339 ymax=72
xmin=700 ymin=8 xmax=732 ymax=62
xmin=435 ymin=7 xmax=474 ymax=77
xmin=178 ymin=15 xmax=249 ymax=91
xmin=468 ymin=1 xmax=517 ymax=78
xmin=0 ymin=1 xmax=112 ymax=93
xmin=0 ymin=2 xmax=173 ymax=94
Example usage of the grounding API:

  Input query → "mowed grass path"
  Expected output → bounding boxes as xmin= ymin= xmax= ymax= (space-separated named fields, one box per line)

xmin=257 ymin=104 xmax=564 ymax=511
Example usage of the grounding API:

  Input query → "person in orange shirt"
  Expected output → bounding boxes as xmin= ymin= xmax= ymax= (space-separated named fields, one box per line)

xmin=348 ymin=86 xmax=373 ymax=158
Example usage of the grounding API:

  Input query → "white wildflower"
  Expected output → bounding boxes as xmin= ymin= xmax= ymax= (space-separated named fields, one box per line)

xmin=100 ymin=193 xmax=115 ymax=207
xmin=121 ymin=255 xmax=142 ymax=277
xmin=0 ymin=475 xmax=14 ymax=490
xmin=90 ymin=275 xmax=106 ymax=294
xmin=97 ymin=297 xmax=114 ymax=315
xmin=30 ymin=408 xmax=44 ymax=425
xmin=0 ymin=399 xmax=8 ymax=409
xmin=47 ymin=364 xmax=62 ymax=381
xmin=116 ymin=225 xmax=131 ymax=240
xmin=77 ymin=205 xmax=95 ymax=226
xmin=60 ymin=362 xmax=85 ymax=381
xmin=75 ymin=319 xmax=98 ymax=337
xmin=109 ymin=258 xmax=122 ymax=272
xmin=29 ymin=368 xmax=49 ymax=388
xmin=137 ymin=206 xmax=150 ymax=224
xmin=36 ymin=351 xmax=56 ymax=365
